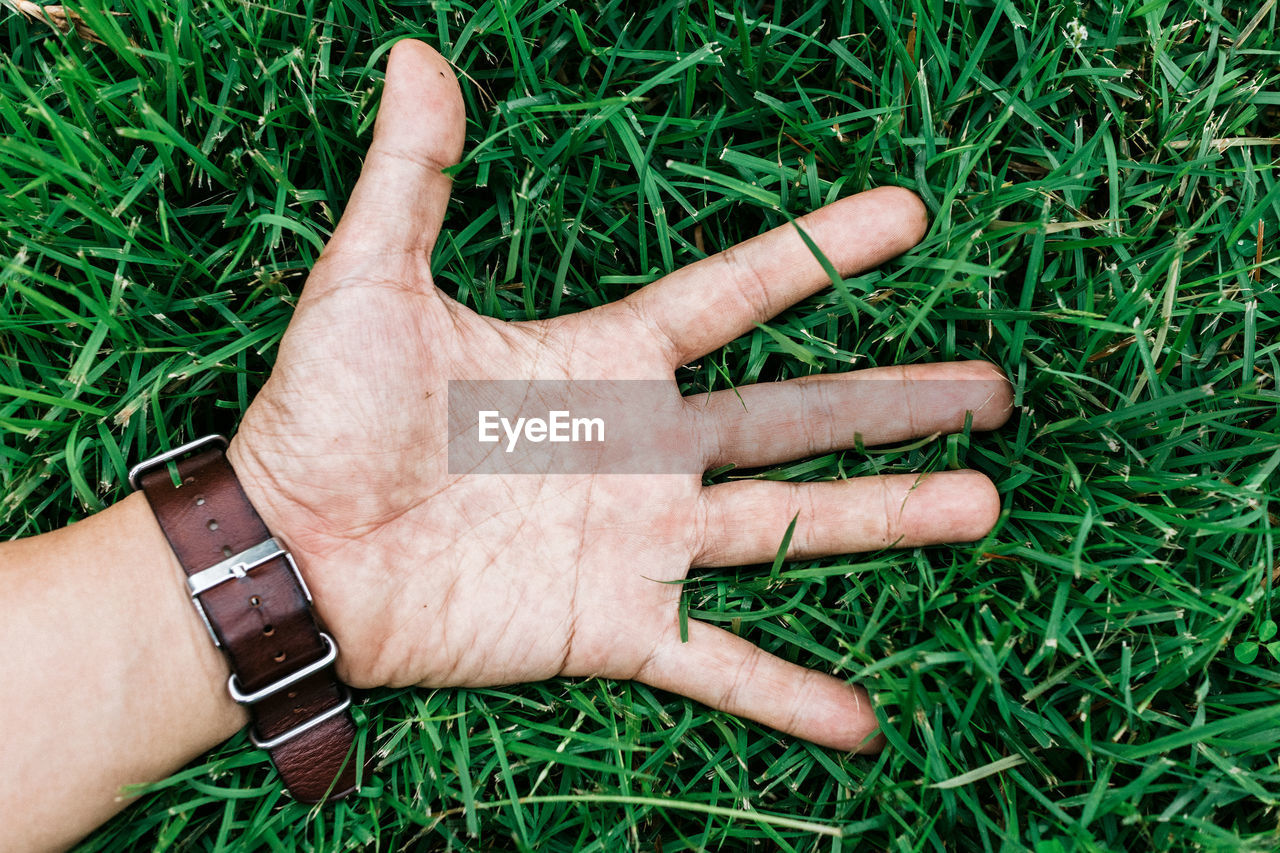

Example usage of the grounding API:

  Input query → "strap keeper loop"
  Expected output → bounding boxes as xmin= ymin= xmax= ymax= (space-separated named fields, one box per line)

xmin=228 ymin=632 xmax=340 ymax=705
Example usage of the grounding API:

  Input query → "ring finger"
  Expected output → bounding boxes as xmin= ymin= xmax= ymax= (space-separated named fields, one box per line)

xmin=693 ymin=470 xmax=1001 ymax=567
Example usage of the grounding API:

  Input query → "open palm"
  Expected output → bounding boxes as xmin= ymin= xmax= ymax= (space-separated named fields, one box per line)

xmin=227 ymin=40 xmax=1011 ymax=754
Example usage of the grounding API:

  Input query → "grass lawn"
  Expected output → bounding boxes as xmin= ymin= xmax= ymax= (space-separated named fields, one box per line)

xmin=2 ymin=0 xmax=1279 ymax=849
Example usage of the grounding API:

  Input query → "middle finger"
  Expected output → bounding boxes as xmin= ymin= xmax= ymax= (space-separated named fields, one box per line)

xmin=688 ymin=360 xmax=1012 ymax=470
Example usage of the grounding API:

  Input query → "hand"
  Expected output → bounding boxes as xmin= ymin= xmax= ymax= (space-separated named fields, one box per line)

xmin=227 ymin=39 xmax=1012 ymax=753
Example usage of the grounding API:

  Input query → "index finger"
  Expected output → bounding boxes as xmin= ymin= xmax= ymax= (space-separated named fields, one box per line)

xmin=615 ymin=186 xmax=928 ymax=366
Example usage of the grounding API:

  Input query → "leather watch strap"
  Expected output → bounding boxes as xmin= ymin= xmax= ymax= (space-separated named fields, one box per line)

xmin=132 ymin=436 xmax=359 ymax=802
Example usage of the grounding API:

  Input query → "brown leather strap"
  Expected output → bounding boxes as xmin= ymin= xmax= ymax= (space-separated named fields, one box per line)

xmin=136 ymin=441 xmax=359 ymax=802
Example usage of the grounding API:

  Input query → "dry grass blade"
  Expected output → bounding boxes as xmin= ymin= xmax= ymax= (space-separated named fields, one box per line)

xmin=1167 ymin=136 xmax=1280 ymax=152
xmin=1255 ymin=220 xmax=1265 ymax=284
xmin=4 ymin=0 xmax=107 ymax=43
xmin=990 ymin=218 xmax=1120 ymax=234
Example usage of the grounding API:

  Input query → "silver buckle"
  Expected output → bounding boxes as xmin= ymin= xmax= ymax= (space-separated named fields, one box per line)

xmin=184 ymin=538 xmax=314 ymax=648
xmin=128 ymin=434 xmax=228 ymax=490
xmin=250 ymin=688 xmax=353 ymax=751
xmin=229 ymin=631 xmax=339 ymax=704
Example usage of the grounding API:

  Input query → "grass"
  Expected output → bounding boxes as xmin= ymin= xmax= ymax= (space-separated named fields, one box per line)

xmin=1 ymin=0 xmax=1278 ymax=849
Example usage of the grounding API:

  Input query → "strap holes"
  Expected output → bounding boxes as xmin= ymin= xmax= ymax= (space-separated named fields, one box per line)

xmin=207 ymin=519 xmax=219 ymax=531
xmin=195 ymin=496 xmax=206 ymax=506
xmin=273 ymin=650 xmax=287 ymax=663
xmin=262 ymin=624 xmax=275 ymax=636
xmin=183 ymin=476 xmax=195 ymax=484
xmin=293 ymin=706 xmax=303 ymax=714
xmin=287 ymin=690 xmax=298 ymax=699
xmin=249 ymin=596 xmax=261 ymax=607
xmin=222 ymin=546 xmax=233 ymax=557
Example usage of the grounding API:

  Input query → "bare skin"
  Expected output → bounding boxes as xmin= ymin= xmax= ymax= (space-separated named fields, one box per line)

xmin=0 ymin=39 xmax=1011 ymax=852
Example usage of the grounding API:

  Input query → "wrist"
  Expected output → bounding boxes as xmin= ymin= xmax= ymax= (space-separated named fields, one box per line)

xmin=223 ymin=435 xmax=336 ymax=640
xmin=116 ymin=492 xmax=251 ymax=743
xmin=224 ymin=431 xmax=374 ymax=688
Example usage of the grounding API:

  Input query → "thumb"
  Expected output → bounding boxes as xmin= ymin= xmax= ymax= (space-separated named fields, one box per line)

xmin=637 ymin=620 xmax=885 ymax=753
xmin=327 ymin=39 xmax=466 ymax=259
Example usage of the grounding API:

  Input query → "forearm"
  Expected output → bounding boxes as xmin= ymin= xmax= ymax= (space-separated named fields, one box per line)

xmin=0 ymin=492 xmax=246 ymax=852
